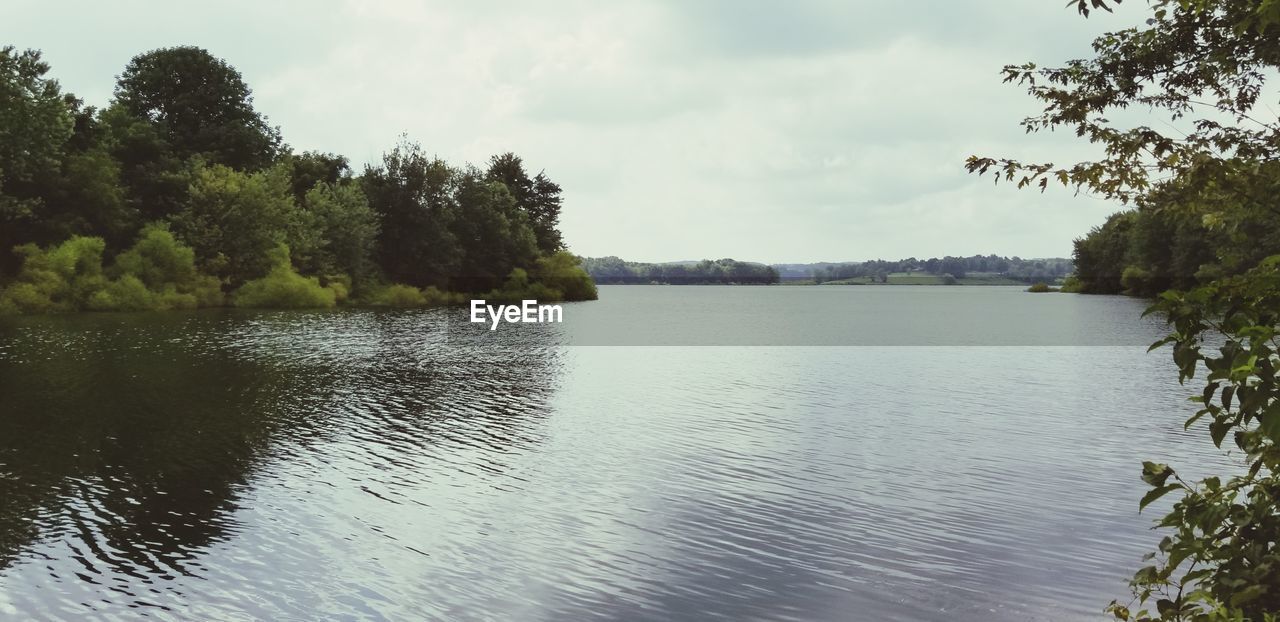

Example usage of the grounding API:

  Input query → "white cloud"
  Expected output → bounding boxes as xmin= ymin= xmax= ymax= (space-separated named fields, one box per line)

xmin=1 ymin=0 xmax=1146 ymax=262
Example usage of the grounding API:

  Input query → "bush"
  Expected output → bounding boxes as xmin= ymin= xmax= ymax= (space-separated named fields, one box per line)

xmin=421 ymin=286 xmax=466 ymax=306
xmin=0 ymin=282 xmax=55 ymax=314
xmin=484 ymin=267 xmax=563 ymax=303
xmin=532 ymin=251 xmax=598 ymax=301
xmin=233 ymin=245 xmax=337 ymax=309
xmin=113 ymin=224 xmax=224 ymax=307
xmin=367 ymin=284 xmax=427 ymax=307
xmin=0 ymin=237 xmax=109 ymax=313
xmin=87 ymin=275 xmax=156 ymax=311
xmin=1027 ymin=282 xmax=1057 ymax=293
xmin=1059 ymin=275 xmax=1083 ymax=293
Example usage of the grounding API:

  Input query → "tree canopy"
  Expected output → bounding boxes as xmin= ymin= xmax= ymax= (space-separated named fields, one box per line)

xmin=0 ymin=46 xmax=595 ymax=312
xmin=970 ymin=1 xmax=1280 ymax=619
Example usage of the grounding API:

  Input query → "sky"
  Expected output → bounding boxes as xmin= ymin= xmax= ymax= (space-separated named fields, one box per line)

xmin=2 ymin=1 xmax=1148 ymax=263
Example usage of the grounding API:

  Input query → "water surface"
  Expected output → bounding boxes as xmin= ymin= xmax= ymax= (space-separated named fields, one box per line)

xmin=0 ymin=286 xmax=1236 ymax=620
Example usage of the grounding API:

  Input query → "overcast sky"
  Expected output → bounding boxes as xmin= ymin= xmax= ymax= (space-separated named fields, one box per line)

xmin=3 ymin=1 xmax=1146 ymax=263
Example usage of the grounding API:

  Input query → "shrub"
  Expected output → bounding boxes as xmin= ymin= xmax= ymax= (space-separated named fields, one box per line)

xmin=319 ymin=274 xmax=352 ymax=304
xmin=1059 ymin=275 xmax=1083 ymax=293
xmin=113 ymin=224 xmax=225 ymax=307
xmin=421 ymin=286 xmax=466 ymax=306
xmin=532 ymin=251 xmax=598 ymax=301
xmin=484 ymin=267 xmax=563 ymax=303
xmin=87 ymin=275 xmax=156 ymax=311
xmin=1027 ymin=282 xmax=1056 ymax=293
xmin=0 ymin=282 xmax=55 ymax=314
xmin=367 ymin=284 xmax=427 ymax=307
xmin=0 ymin=237 xmax=109 ymax=313
xmin=233 ymin=245 xmax=337 ymax=309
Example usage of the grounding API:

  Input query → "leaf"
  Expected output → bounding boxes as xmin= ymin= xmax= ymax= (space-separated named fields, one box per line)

xmin=1140 ymin=484 xmax=1181 ymax=511
xmin=1141 ymin=461 xmax=1174 ymax=486
xmin=1260 ymin=401 xmax=1280 ymax=444
xmin=1184 ymin=409 xmax=1209 ymax=429
xmin=1210 ymin=419 xmax=1231 ymax=448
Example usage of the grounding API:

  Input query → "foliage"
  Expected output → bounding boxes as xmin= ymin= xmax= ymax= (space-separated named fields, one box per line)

xmin=486 ymin=152 xmax=565 ymax=253
xmin=114 ymin=46 xmax=281 ymax=171
xmin=1121 ymin=260 xmax=1280 ymax=621
xmin=0 ymin=46 xmax=593 ymax=313
xmin=364 ymin=284 xmax=465 ymax=308
xmin=969 ymin=0 xmax=1280 ymax=619
xmin=0 ymin=236 xmax=106 ymax=313
xmin=0 ymin=47 xmax=73 ymax=198
xmin=285 ymin=151 xmax=350 ymax=203
xmin=482 ymin=268 xmax=562 ymax=304
xmin=534 ymin=251 xmax=598 ymax=301
xmin=365 ymin=284 xmax=427 ymax=307
xmin=170 ymin=163 xmax=300 ymax=286
xmin=232 ymin=245 xmax=336 ymax=309
xmin=112 ymin=223 xmax=223 ymax=307
xmin=451 ymin=168 xmax=539 ymax=292
xmin=1026 ymin=282 xmax=1056 ymax=293
xmin=0 ymin=229 xmax=224 ymax=313
xmin=0 ymin=46 xmax=76 ymax=275
xmin=296 ymin=181 xmax=380 ymax=288
xmin=583 ymin=256 xmax=780 ymax=285
xmin=362 ymin=138 xmax=460 ymax=289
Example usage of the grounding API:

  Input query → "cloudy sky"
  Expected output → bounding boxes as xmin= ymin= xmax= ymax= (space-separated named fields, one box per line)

xmin=3 ymin=1 xmax=1145 ymax=263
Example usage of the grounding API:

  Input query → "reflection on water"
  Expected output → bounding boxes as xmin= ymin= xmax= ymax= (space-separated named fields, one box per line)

xmin=0 ymin=289 xmax=1237 ymax=620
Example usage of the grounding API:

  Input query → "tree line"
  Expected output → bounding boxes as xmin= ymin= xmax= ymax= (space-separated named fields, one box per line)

xmin=581 ymin=257 xmax=780 ymax=284
xmin=778 ymin=254 xmax=1072 ymax=283
xmin=0 ymin=45 xmax=595 ymax=313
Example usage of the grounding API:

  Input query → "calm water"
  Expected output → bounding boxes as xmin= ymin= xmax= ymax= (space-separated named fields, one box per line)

xmin=0 ymin=286 xmax=1236 ymax=620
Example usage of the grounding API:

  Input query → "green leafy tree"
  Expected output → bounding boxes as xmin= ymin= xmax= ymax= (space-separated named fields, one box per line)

xmin=486 ymin=152 xmax=565 ymax=253
xmin=170 ymin=163 xmax=300 ymax=286
xmin=298 ymin=181 xmax=380 ymax=287
xmin=0 ymin=47 xmax=75 ymax=274
xmin=24 ymin=99 xmax=138 ymax=250
xmin=362 ymin=138 xmax=460 ymax=288
xmin=969 ymin=1 xmax=1280 ymax=619
xmin=98 ymin=103 xmax=192 ymax=224
xmin=450 ymin=167 xmax=539 ymax=292
xmin=113 ymin=46 xmax=281 ymax=171
xmin=285 ymin=151 xmax=351 ymax=203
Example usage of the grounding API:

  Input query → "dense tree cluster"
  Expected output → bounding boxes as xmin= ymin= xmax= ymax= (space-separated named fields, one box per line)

xmin=784 ymin=254 xmax=1072 ymax=284
xmin=971 ymin=1 xmax=1280 ymax=619
xmin=0 ymin=45 xmax=594 ymax=313
xmin=580 ymin=257 xmax=780 ymax=284
xmin=1069 ymin=190 xmax=1278 ymax=296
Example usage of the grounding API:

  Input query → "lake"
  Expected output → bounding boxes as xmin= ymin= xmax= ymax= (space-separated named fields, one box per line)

xmin=0 ymin=286 xmax=1236 ymax=620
